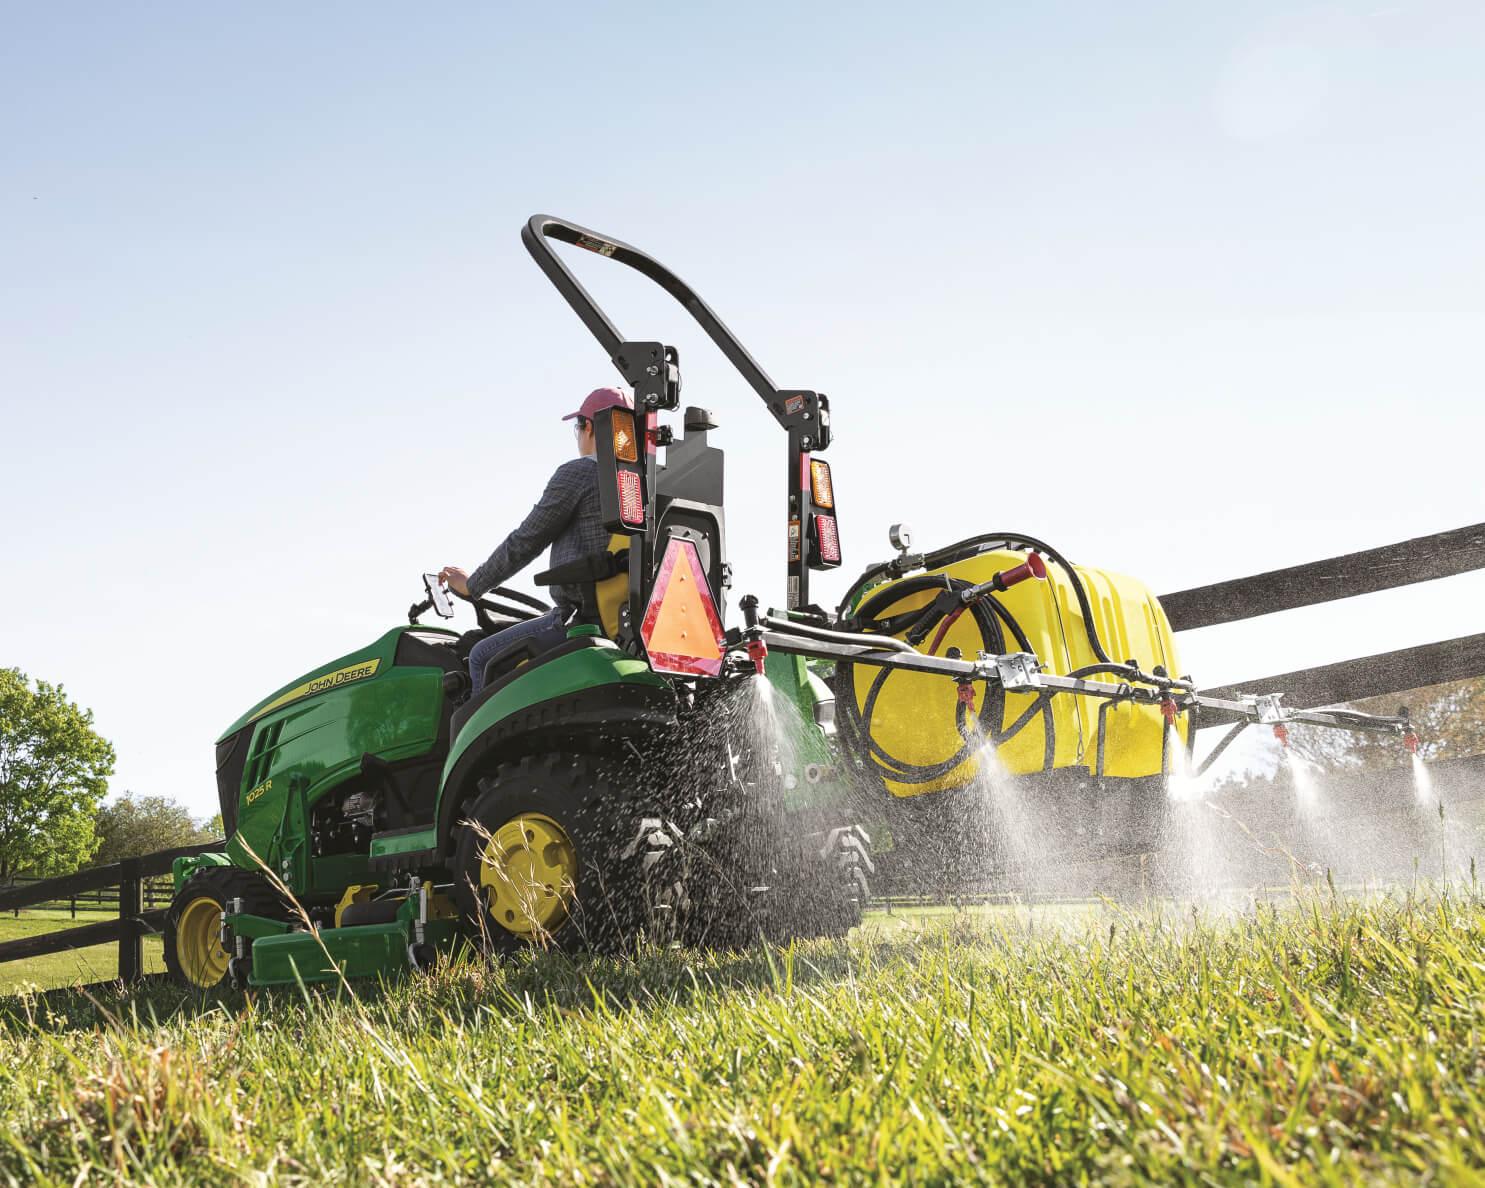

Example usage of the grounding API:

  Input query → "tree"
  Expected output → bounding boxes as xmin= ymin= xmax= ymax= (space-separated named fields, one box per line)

xmin=92 ymin=792 xmax=217 ymax=865
xmin=1285 ymin=675 xmax=1485 ymax=772
xmin=0 ymin=668 xmax=115 ymax=881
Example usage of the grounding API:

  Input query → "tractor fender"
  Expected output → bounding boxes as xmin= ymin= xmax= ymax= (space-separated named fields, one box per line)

xmin=435 ymin=661 xmax=676 ymax=858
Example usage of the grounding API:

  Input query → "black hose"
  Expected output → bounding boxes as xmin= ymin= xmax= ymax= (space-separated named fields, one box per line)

xmin=834 ymin=573 xmax=1058 ymax=785
xmin=832 ymin=530 xmax=1174 ymax=787
xmin=978 ymin=534 xmax=1114 ymax=666
xmin=838 ymin=531 xmax=1115 ymax=666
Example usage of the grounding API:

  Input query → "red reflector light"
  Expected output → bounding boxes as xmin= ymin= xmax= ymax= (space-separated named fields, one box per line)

xmin=814 ymin=514 xmax=840 ymax=564
xmin=617 ymin=470 xmax=644 ymax=525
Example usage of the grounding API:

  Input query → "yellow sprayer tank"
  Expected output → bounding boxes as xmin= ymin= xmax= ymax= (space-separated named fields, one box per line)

xmin=846 ymin=548 xmax=1186 ymax=797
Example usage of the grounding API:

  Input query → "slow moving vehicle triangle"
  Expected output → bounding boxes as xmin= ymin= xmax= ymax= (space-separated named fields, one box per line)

xmin=641 ymin=538 xmax=726 ymax=676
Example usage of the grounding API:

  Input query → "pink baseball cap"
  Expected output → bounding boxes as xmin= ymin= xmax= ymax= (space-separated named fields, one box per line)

xmin=562 ymin=387 xmax=633 ymax=422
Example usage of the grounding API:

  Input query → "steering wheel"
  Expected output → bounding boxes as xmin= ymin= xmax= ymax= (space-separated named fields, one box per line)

xmin=453 ymin=585 xmax=551 ymax=634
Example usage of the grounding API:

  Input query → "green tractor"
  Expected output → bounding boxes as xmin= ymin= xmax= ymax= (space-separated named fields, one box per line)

xmin=166 ymin=215 xmax=1413 ymax=990
xmin=165 ymin=216 xmax=867 ymax=990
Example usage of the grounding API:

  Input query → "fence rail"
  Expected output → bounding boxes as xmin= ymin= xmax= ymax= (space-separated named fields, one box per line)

xmin=6 ymin=876 xmax=175 ymax=917
xmin=1158 ymin=522 xmax=1485 ymax=631
xmin=1157 ymin=522 xmax=1485 ymax=720
xmin=0 ymin=842 xmax=224 ymax=983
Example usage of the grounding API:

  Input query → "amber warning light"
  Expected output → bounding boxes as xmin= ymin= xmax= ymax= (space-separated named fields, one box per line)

xmin=810 ymin=459 xmax=834 ymax=509
xmin=640 ymin=538 xmax=727 ymax=677
xmin=611 ymin=409 xmax=639 ymax=463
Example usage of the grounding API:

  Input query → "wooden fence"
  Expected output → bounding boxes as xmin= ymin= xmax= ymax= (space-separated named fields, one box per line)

xmin=0 ymin=842 xmax=223 ymax=984
xmin=5 ymin=874 xmax=176 ymax=917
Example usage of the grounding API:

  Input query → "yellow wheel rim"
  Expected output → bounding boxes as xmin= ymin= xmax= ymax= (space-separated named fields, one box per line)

xmin=176 ymin=896 xmax=229 ymax=988
xmin=478 ymin=813 xmax=577 ymax=938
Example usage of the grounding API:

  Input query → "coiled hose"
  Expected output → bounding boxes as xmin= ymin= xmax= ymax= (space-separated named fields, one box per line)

xmin=833 ymin=535 xmax=1130 ymax=788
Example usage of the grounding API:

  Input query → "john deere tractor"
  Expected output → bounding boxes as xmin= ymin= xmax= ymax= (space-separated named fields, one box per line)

xmin=165 ymin=215 xmax=1413 ymax=990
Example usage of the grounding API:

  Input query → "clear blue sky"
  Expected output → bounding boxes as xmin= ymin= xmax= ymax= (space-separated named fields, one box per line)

xmin=4 ymin=2 xmax=1483 ymax=816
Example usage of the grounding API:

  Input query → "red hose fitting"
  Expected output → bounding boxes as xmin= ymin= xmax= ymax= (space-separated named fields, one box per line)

xmin=993 ymin=551 xmax=1048 ymax=591
xmin=1160 ymin=696 xmax=1178 ymax=727
xmin=957 ymin=681 xmax=977 ymax=711
xmin=746 ymin=637 xmax=768 ymax=676
xmin=1404 ymin=730 xmax=1420 ymax=755
xmin=1273 ymin=723 xmax=1290 ymax=749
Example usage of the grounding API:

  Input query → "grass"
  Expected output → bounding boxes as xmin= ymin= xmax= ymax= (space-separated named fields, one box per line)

xmin=1 ymin=891 xmax=1483 ymax=1185
xmin=0 ymin=911 xmax=165 ymax=995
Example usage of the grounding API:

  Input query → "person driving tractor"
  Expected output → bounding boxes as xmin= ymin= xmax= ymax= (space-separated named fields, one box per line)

xmin=439 ymin=386 xmax=633 ymax=693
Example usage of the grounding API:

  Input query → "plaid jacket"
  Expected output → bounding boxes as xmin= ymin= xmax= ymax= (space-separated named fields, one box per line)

xmin=468 ymin=456 xmax=607 ymax=613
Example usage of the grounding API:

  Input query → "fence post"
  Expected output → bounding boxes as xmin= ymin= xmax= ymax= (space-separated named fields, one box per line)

xmin=118 ymin=858 xmax=143 ymax=983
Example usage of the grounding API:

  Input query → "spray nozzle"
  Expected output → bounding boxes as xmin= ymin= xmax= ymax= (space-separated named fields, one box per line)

xmin=1273 ymin=723 xmax=1290 ymax=749
xmin=737 ymin=594 xmax=768 ymax=674
xmin=1393 ymin=705 xmax=1420 ymax=753
xmin=956 ymin=680 xmax=977 ymax=711
xmin=1160 ymin=696 xmax=1178 ymax=727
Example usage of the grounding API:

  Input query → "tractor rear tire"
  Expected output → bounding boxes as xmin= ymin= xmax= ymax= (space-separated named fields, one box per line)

xmin=452 ymin=754 xmax=640 ymax=956
xmin=163 ymin=867 xmax=288 ymax=992
xmin=801 ymin=825 xmax=872 ymax=939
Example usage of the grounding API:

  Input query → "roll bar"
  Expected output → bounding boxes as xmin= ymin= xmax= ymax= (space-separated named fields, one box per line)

xmin=522 ymin=214 xmax=827 ymax=440
xmin=522 ymin=214 xmax=836 ymax=611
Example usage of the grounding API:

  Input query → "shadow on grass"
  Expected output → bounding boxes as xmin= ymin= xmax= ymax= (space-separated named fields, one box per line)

xmin=0 ymin=919 xmax=968 ymax=1037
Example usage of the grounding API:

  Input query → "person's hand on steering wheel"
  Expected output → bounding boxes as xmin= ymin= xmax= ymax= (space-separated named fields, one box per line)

xmin=438 ymin=566 xmax=471 ymax=597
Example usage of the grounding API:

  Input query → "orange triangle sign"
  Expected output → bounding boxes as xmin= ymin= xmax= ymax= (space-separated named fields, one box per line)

xmin=641 ymin=539 xmax=726 ymax=676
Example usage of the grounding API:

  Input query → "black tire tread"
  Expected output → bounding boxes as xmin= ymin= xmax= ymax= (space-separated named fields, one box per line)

xmin=163 ymin=866 xmax=289 ymax=990
xmin=451 ymin=753 xmax=636 ymax=955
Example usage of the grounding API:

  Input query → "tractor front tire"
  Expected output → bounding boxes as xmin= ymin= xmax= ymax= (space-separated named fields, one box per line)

xmin=452 ymin=754 xmax=639 ymax=956
xmin=163 ymin=867 xmax=287 ymax=992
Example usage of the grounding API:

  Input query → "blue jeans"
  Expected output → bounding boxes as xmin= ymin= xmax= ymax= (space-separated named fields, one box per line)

xmin=468 ymin=607 xmax=570 ymax=694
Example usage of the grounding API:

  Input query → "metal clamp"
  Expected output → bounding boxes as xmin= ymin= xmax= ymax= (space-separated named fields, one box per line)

xmin=1244 ymin=692 xmax=1286 ymax=723
xmin=983 ymin=652 xmax=1042 ymax=690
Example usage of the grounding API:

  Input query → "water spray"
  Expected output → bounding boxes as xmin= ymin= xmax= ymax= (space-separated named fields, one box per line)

xmin=1411 ymin=752 xmax=1435 ymax=804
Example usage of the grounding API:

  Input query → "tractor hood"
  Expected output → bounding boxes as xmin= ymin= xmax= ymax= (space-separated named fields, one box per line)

xmin=212 ymin=625 xmax=459 ymax=842
xmin=216 ymin=627 xmax=424 ymax=744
